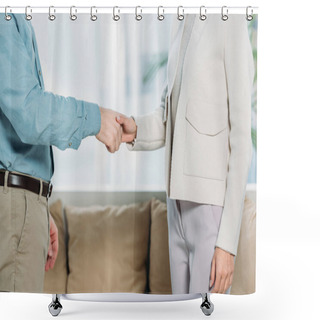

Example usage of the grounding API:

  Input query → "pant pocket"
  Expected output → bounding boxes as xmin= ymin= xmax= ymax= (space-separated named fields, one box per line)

xmin=16 ymin=192 xmax=30 ymax=253
xmin=46 ymin=201 xmax=50 ymax=256
xmin=17 ymin=192 xmax=49 ymax=262
xmin=12 ymin=191 xmax=49 ymax=292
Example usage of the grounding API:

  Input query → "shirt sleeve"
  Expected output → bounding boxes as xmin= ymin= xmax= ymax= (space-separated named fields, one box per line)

xmin=126 ymin=85 xmax=168 ymax=151
xmin=214 ymin=15 xmax=254 ymax=256
xmin=0 ymin=16 xmax=101 ymax=151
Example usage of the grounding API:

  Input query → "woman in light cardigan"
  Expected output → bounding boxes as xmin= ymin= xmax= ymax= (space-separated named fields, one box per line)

xmin=117 ymin=14 xmax=254 ymax=294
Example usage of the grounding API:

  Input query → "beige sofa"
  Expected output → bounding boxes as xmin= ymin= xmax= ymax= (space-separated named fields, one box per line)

xmin=44 ymin=192 xmax=256 ymax=295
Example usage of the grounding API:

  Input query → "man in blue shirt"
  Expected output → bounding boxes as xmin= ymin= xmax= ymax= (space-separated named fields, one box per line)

xmin=0 ymin=14 xmax=122 ymax=292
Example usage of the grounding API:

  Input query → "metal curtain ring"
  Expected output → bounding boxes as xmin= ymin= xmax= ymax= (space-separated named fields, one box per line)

xmin=158 ymin=6 xmax=164 ymax=21
xmin=221 ymin=6 xmax=228 ymax=21
xmin=25 ymin=6 xmax=32 ymax=21
xmin=91 ymin=6 xmax=98 ymax=21
xmin=113 ymin=6 xmax=120 ymax=21
xmin=177 ymin=6 xmax=184 ymax=21
xmin=135 ymin=6 xmax=142 ymax=21
xmin=246 ymin=6 xmax=254 ymax=21
xmin=5 ymin=6 xmax=12 ymax=21
xmin=49 ymin=6 xmax=56 ymax=21
xmin=200 ymin=6 xmax=207 ymax=21
xmin=70 ymin=6 xmax=77 ymax=21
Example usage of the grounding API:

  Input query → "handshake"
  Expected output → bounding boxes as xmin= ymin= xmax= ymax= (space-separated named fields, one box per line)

xmin=95 ymin=107 xmax=137 ymax=153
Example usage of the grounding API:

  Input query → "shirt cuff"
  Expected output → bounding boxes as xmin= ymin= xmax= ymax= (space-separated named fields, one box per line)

xmin=80 ymin=102 xmax=101 ymax=139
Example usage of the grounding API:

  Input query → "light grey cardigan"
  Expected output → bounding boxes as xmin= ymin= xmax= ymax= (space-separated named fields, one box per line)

xmin=128 ymin=14 xmax=254 ymax=256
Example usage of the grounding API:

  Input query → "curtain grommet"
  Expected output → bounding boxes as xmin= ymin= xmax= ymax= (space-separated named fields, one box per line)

xmin=177 ymin=6 xmax=184 ymax=21
xmin=113 ymin=6 xmax=120 ymax=21
xmin=90 ymin=6 xmax=98 ymax=21
xmin=48 ymin=6 xmax=56 ymax=21
xmin=70 ymin=6 xmax=77 ymax=21
xmin=158 ymin=6 xmax=165 ymax=21
xmin=246 ymin=6 xmax=254 ymax=21
xmin=135 ymin=6 xmax=142 ymax=21
xmin=25 ymin=6 xmax=32 ymax=21
xmin=221 ymin=6 xmax=228 ymax=21
xmin=5 ymin=6 xmax=12 ymax=21
xmin=200 ymin=6 xmax=207 ymax=21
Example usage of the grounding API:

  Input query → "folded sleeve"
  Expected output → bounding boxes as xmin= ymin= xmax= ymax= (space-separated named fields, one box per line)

xmin=0 ymin=16 xmax=101 ymax=151
xmin=214 ymin=15 xmax=254 ymax=256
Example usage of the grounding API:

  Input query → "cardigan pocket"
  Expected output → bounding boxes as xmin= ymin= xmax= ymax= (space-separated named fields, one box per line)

xmin=162 ymin=95 xmax=169 ymax=123
xmin=184 ymin=99 xmax=229 ymax=181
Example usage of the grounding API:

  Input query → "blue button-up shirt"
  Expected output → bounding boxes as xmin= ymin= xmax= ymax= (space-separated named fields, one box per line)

xmin=0 ymin=14 xmax=101 ymax=182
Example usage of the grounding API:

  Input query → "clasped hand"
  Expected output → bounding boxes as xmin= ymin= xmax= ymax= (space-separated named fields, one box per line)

xmin=95 ymin=107 xmax=137 ymax=152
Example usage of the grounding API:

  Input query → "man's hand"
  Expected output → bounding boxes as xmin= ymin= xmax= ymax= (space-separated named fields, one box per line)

xmin=210 ymin=247 xmax=235 ymax=293
xmin=96 ymin=107 xmax=123 ymax=153
xmin=116 ymin=115 xmax=137 ymax=143
xmin=45 ymin=214 xmax=59 ymax=272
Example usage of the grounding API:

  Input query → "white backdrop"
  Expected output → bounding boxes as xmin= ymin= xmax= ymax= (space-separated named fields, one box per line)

xmin=1 ymin=0 xmax=320 ymax=320
xmin=32 ymin=13 xmax=171 ymax=191
xmin=31 ymin=8 xmax=257 ymax=191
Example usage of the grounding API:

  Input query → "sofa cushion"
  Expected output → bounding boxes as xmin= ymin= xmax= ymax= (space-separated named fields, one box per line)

xmin=43 ymin=199 xmax=68 ymax=294
xmin=231 ymin=197 xmax=256 ymax=295
xmin=148 ymin=198 xmax=172 ymax=294
xmin=65 ymin=200 xmax=151 ymax=293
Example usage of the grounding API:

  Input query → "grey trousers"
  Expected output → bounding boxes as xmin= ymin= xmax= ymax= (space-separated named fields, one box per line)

xmin=166 ymin=197 xmax=231 ymax=294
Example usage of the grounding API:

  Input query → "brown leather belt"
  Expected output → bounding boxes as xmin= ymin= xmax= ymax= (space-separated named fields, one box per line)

xmin=0 ymin=170 xmax=53 ymax=199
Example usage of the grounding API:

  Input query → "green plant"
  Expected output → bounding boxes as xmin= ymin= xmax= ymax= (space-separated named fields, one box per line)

xmin=143 ymin=53 xmax=168 ymax=85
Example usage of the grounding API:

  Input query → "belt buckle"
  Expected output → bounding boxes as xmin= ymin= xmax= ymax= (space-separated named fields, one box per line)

xmin=47 ymin=182 xmax=53 ymax=199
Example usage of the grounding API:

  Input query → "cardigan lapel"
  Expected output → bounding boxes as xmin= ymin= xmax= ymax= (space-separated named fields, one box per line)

xmin=167 ymin=14 xmax=196 ymax=96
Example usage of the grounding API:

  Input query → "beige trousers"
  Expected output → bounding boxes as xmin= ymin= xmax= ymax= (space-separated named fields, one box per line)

xmin=0 ymin=176 xmax=50 ymax=292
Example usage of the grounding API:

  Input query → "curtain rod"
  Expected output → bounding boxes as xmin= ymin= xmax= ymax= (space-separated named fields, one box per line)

xmin=0 ymin=6 xmax=259 ymax=15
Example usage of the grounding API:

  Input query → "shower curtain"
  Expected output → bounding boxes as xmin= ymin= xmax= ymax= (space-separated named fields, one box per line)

xmin=0 ymin=7 xmax=257 ymax=298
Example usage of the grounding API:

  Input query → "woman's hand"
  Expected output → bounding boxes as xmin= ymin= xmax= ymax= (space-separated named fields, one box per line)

xmin=116 ymin=115 xmax=137 ymax=143
xmin=210 ymin=247 xmax=235 ymax=293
